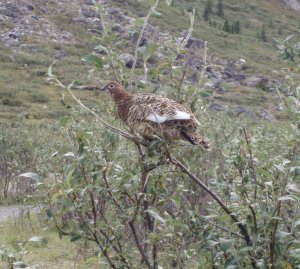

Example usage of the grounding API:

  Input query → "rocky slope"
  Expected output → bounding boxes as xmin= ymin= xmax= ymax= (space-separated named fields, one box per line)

xmin=283 ymin=0 xmax=300 ymax=11
xmin=0 ymin=0 xmax=297 ymax=121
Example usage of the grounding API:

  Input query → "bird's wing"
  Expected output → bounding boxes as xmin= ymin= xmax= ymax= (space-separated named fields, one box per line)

xmin=130 ymin=95 xmax=194 ymax=124
xmin=145 ymin=109 xmax=191 ymax=123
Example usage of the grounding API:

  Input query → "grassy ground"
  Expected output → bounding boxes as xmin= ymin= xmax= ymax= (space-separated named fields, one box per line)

xmin=110 ymin=0 xmax=299 ymax=76
xmin=0 ymin=213 xmax=99 ymax=269
xmin=0 ymin=0 xmax=297 ymax=122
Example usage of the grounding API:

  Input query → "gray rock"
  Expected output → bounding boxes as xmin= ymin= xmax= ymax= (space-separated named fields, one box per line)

xmin=234 ymin=74 xmax=246 ymax=81
xmin=119 ymin=53 xmax=135 ymax=68
xmin=185 ymin=38 xmax=205 ymax=49
xmin=215 ymin=87 xmax=226 ymax=94
xmin=188 ymin=72 xmax=200 ymax=83
xmin=232 ymin=106 xmax=254 ymax=117
xmin=81 ymin=7 xmax=98 ymax=18
xmin=0 ymin=3 xmax=22 ymax=18
xmin=241 ymin=74 xmax=269 ymax=90
xmin=112 ymin=24 xmax=121 ymax=32
xmin=131 ymin=32 xmax=148 ymax=47
xmin=258 ymin=109 xmax=274 ymax=121
xmin=52 ymin=50 xmax=66 ymax=59
xmin=85 ymin=0 xmax=94 ymax=5
xmin=208 ymin=102 xmax=225 ymax=111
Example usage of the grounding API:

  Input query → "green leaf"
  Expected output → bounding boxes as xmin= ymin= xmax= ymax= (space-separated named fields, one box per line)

xmin=205 ymin=240 xmax=219 ymax=248
xmin=224 ymin=256 xmax=238 ymax=269
xmin=19 ymin=172 xmax=40 ymax=181
xmin=94 ymin=45 xmax=109 ymax=54
xmin=29 ymin=236 xmax=47 ymax=243
xmin=135 ymin=17 xmax=145 ymax=26
xmin=81 ymin=54 xmax=103 ymax=69
xmin=287 ymin=183 xmax=300 ymax=193
xmin=47 ymin=61 xmax=56 ymax=77
xmin=279 ymin=195 xmax=299 ymax=201
xmin=28 ymin=236 xmax=48 ymax=247
xmin=219 ymin=238 xmax=233 ymax=252
xmin=143 ymin=43 xmax=158 ymax=62
xmin=145 ymin=209 xmax=165 ymax=224
xmin=150 ymin=7 xmax=162 ymax=16
xmin=70 ymin=235 xmax=82 ymax=242
xmin=46 ymin=208 xmax=53 ymax=218
xmin=276 ymin=231 xmax=290 ymax=240
xmin=165 ymin=0 xmax=173 ymax=5
xmin=60 ymin=116 xmax=70 ymax=128
xmin=292 ymin=166 xmax=300 ymax=176
xmin=294 ymin=219 xmax=300 ymax=227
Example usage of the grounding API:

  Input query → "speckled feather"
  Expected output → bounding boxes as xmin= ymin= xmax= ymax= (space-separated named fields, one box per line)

xmin=101 ymin=81 xmax=209 ymax=148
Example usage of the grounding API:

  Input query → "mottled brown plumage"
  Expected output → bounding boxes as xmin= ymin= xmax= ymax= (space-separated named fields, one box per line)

xmin=101 ymin=81 xmax=209 ymax=148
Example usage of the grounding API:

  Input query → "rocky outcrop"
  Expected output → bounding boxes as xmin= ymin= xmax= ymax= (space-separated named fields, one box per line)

xmin=0 ymin=0 xmax=75 ymax=48
xmin=283 ymin=0 xmax=300 ymax=11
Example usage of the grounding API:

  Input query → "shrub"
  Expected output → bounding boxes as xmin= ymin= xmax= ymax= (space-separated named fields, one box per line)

xmin=41 ymin=2 xmax=300 ymax=268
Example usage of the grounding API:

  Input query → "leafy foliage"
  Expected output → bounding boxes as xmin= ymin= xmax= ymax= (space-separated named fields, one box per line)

xmin=37 ymin=2 xmax=300 ymax=269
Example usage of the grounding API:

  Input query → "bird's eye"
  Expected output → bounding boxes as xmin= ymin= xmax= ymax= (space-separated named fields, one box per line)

xmin=109 ymin=84 xmax=114 ymax=88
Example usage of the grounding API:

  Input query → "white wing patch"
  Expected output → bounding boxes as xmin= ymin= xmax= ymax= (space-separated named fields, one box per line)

xmin=146 ymin=110 xmax=190 ymax=123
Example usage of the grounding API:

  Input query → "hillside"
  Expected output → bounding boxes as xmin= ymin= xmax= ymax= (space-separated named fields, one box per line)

xmin=1 ymin=1 xmax=300 ymax=268
xmin=0 ymin=0 xmax=299 ymax=121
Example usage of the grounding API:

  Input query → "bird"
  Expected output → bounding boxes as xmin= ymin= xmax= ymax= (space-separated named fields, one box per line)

xmin=101 ymin=81 xmax=209 ymax=148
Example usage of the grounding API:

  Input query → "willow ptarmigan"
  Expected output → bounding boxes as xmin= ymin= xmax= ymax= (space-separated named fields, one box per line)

xmin=101 ymin=81 xmax=209 ymax=148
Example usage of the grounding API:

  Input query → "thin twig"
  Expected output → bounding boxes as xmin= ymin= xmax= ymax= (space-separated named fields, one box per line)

xmin=66 ymin=85 xmax=148 ymax=146
xmin=168 ymin=154 xmax=252 ymax=247
xmin=270 ymin=143 xmax=299 ymax=269
xmin=129 ymin=0 xmax=161 ymax=90
xmin=128 ymin=220 xmax=152 ymax=269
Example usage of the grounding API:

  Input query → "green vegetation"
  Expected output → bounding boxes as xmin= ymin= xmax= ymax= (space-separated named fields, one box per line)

xmin=0 ymin=0 xmax=300 ymax=268
xmin=0 ymin=214 xmax=99 ymax=268
xmin=109 ymin=0 xmax=299 ymax=75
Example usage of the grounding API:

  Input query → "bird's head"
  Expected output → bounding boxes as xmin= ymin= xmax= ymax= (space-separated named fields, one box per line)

xmin=101 ymin=81 xmax=131 ymax=101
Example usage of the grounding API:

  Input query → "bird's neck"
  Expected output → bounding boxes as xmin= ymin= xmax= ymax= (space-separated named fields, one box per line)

xmin=111 ymin=88 xmax=132 ymax=103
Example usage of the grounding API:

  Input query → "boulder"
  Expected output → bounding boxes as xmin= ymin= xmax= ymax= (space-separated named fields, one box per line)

xmin=241 ymin=74 xmax=269 ymax=90
xmin=80 ymin=7 xmax=98 ymax=18
xmin=257 ymin=109 xmax=274 ymax=121
xmin=234 ymin=74 xmax=246 ymax=81
xmin=185 ymin=38 xmax=205 ymax=49
xmin=118 ymin=53 xmax=135 ymax=68
xmin=208 ymin=102 xmax=225 ymax=111
xmin=188 ymin=72 xmax=199 ymax=83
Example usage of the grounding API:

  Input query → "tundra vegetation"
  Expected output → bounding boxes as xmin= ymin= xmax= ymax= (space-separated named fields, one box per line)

xmin=0 ymin=1 xmax=300 ymax=269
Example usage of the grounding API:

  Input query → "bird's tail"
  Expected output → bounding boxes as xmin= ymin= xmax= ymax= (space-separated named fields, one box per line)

xmin=180 ymin=131 xmax=210 ymax=149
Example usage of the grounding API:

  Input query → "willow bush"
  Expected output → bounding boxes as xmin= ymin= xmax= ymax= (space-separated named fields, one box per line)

xmin=39 ymin=1 xmax=300 ymax=268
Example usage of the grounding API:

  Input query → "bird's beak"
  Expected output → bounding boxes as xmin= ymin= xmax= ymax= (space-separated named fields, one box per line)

xmin=101 ymin=85 xmax=107 ymax=91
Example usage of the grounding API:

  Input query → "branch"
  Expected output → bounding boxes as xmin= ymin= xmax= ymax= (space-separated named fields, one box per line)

xmin=168 ymin=155 xmax=252 ymax=247
xmin=128 ymin=220 xmax=152 ymax=269
xmin=66 ymin=85 xmax=148 ymax=146
xmin=129 ymin=0 xmax=161 ymax=90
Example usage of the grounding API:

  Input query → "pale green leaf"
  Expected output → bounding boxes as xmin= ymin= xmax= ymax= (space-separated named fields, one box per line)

xmin=278 ymin=195 xmax=299 ymax=201
xmin=81 ymin=54 xmax=103 ymax=69
xmin=60 ymin=116 xmax=70 ymax=128
xmin=94 ymin=45 xmax=109 ymax=54
xmin=276 ymin=231 xmax=290 ymax=240
xmin=219 ymin=238 xmax=233 ymax=252
xmin=150 ymin=7 xmax=162 ymax=16
xmin=287 ymin=183 xmax=300 ymax=193
xmin=19 ymin=172 xmax=40 ymax=181
xmin=135 ymin=17 xmax=145 ymax=26
xmin=143 ymin=43 xmax=159 ymax=62
xmin=13 ymin=261 xmax=27 ymax=268
xmin=145 ymin=209 xmax=165 ymax=224
xmin=205 ymin=240 xmax=219 ymax=248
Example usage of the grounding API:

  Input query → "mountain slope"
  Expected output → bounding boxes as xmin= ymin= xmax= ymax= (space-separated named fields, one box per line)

xmin=0 ymin=0 xmax=299 ymax=121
